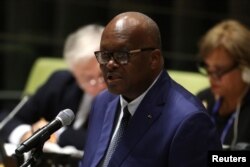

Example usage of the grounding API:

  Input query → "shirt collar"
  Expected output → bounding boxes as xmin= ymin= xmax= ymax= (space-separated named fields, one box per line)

xmin=120 ymin=71 xmax=162 ymax=116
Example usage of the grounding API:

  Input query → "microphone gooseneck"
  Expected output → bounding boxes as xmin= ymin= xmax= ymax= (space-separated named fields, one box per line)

xmin=0 ymin=96 xmax=29 ymax=131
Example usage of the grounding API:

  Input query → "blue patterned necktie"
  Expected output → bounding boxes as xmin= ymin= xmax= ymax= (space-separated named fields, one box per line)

xmin=101 ymin=106 xmax=131 ymax=167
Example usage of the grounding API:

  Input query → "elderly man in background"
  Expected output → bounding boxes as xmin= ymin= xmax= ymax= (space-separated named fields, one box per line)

xmin=0 ymin=24 xmax=106 ymax=150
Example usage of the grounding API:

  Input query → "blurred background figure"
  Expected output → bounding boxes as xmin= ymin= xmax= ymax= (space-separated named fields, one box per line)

xmin=197 ymin=20 xmax=250 ymax=150
xmin=0 ymin=24 xmax=106 ymax=151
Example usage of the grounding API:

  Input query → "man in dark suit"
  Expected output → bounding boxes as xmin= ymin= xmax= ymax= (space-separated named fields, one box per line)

xmin=79 ymin=12 xmax=222 ymax=167
xmin=0 ymin=24 xmax=106 ymax=150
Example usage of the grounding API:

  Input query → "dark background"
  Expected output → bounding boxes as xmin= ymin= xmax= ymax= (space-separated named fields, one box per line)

xmin=0 ymin=0 xmax=250 ymax=109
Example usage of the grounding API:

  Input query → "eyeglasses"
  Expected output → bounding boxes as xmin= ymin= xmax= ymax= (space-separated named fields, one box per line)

xmin=94 ymin=48 xmax=156 ymax=65
xmin=197 ymin=61 xmax=239 ymax=80
xmin=82 ymin=76 xmax=105 ymax=87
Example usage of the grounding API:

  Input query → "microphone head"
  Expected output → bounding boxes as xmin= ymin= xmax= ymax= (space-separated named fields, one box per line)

xmin=56 ymin=109 xmax=75 ymax=126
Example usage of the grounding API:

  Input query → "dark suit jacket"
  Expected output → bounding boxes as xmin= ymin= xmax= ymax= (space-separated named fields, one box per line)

xmin=0 ymin=70 xmax=87 ymax=150
xmin=80 ymin=71 xmax=222 ymax=167
xmin=197 ymin=88 xmax=250 ymax=146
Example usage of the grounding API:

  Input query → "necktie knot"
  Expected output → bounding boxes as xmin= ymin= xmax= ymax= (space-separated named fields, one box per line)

xmin=122 ymin=106 xmax=131 ymax=128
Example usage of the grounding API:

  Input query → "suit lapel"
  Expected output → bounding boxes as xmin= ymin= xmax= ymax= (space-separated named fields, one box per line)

xmin=108 ymin=72 xmax=169 ymax=167
xmin=92 ymin=96 xmax=120 ymax=166
xmin=109 ymin=103 xmax=163 ymax=167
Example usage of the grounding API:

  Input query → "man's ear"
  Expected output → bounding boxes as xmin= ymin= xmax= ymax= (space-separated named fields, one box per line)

xmin=150 ymin=49 xmax=163 ymax=69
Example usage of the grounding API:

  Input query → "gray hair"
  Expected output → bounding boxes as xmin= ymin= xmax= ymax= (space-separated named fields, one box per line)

xmin=63 ymin=24 xmax=104 ymax=69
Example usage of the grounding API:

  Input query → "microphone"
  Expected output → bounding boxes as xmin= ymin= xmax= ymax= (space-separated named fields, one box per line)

xmin=15 ymin=109 xmax=75 ymax=156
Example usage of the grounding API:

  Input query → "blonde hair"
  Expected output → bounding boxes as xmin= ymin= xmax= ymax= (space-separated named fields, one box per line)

xmin=63 ymin=24 xmax=104 ymax=69
xmin=199 ymin=20 xmax=250 ymax=67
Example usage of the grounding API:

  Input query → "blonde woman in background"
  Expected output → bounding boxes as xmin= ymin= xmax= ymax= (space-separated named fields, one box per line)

xmin=197 ymin=20 xmax=250 ymax=150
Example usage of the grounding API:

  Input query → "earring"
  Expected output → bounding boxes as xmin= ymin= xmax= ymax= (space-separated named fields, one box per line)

xmin=242 ymin=67 xmax=250 ymax=84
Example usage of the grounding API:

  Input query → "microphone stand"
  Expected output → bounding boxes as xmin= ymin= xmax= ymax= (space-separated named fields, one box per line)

xmin=19 ymin=143 xmax=44 ymax=167
xmin=0 ymin=96 xmax=29 ymax=131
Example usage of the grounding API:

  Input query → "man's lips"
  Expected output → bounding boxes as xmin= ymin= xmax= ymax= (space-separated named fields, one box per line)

xmin=106 ymin=73 xmax=122 ymax=81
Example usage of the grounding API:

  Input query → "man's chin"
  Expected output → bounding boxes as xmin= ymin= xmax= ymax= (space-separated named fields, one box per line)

xmin=107 ymin=86 xmax=123 ymax=95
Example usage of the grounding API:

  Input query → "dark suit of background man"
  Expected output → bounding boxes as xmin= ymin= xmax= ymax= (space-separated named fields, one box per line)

xmin=79 ymin=12 xmax=222 ymax=167
xmin=0 ymin=24 xmax=106 ymax=150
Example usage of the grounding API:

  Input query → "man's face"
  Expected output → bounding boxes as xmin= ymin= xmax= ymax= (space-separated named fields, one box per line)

xmin=72 ymin=57 xmax=106 ymax=97
xmin=99 ymin=22 xmax=153 ymax=101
